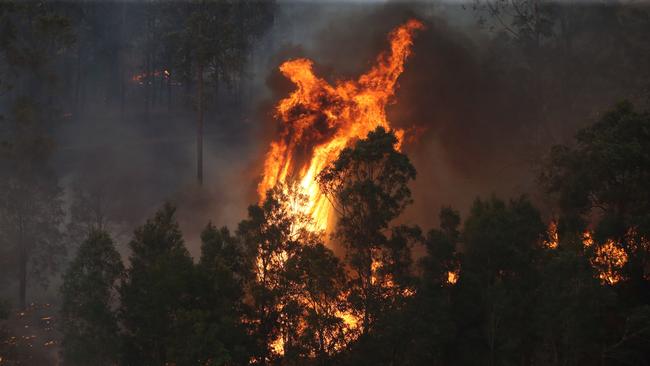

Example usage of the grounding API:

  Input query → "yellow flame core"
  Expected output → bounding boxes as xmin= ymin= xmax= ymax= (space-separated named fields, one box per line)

xmin=258 ymin=19 xmax=424 ymax=231
xmin=447 ymin=270 xmax=459 ymax=285
xmin=593 ymin=239 xmax=628 ymax=285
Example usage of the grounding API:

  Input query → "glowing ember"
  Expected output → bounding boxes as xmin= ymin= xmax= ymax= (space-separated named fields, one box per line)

xmin=545 ymin=220 xmax=559 ymax=249
xmin=258 ymin=19 xmax=424 ymax=231
xmin=447 ymin=270 xmax=459 ymax=285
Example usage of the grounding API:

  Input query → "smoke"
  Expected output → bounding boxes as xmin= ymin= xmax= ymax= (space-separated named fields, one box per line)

xmin=45 ymin=1 xmax=649 ymax=261
xmin=248 ymin=2 xmax=534 ymax=233
xmin=251 ymin=1 xmax=649 ymax=231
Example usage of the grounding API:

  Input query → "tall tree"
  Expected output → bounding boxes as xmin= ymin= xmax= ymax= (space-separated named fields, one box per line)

xmin=0 ymin=98 xmax=65 ymax=309
xmin=397 ymin=207 xmax=461 ymax=366
xmin=531 ymin=244 xmax=615 ymax=366
xmin=237 ymin=185 xmax=308 ymax=364
xmin=318 ymin=126 xmax=418 ymax=335
xmin=60 ymin=230 xmax=124 ymax=366
xmin=179 ymin=223 xmax=252 ymax=365
xmin=159 ymin=0 xmax=274 ymax=185
xmin=282 ymin=238 xmax=349 ymax=364
xmin=541 ymin=101 xmax=650 ymax=298
xmin=453 ymin=196 xmax=546 ymax=366
xmin=540 ymin=101 xmax=650 ymax=364
xmin=118 ymin=203 xmax=196 ymax=365
xmin=237 ymin=185 xmax=349 ymax=364
xmin=0 ymin=1 xmax=73 ymax=309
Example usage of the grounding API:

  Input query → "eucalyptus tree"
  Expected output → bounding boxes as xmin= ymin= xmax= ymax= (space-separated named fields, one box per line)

xmin=158 ymin=0 xmax=275 ymax=185
xmin=318 ymin=126 xmax=419 ymax=335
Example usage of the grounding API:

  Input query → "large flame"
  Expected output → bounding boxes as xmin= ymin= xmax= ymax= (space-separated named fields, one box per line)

xmin=258 ymin=19 xmax=424 ymax=231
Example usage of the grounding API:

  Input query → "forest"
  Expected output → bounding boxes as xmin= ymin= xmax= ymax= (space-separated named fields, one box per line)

xmin=1 ymin=1 xmax=650 ymax=365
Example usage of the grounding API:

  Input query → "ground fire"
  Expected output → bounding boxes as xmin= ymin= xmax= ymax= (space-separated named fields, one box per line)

xmin=258 ymin=19 xmax=424 ymax=232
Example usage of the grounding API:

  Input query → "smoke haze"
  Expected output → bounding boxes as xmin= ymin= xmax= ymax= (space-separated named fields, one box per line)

xmin=25 ymin=0 xmax=650 ymax=267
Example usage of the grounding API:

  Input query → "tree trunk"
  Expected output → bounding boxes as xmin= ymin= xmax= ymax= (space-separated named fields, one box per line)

xmin=119 ymin=2 xmax=126 ymax=121
xmin=144 ymin=52 xmax=150 ymax=123
xmin=74 ymin=46 xmax=83 ymax=121
xmin=167 ymin=72 xmax=172 ymax=112
xmin=197 ymin=59 xmax=204 ymax=185
xmin=18 ymin=223 xmax=26 ymax=309
xmin=362 ymin=247 xmax=372 ymax=335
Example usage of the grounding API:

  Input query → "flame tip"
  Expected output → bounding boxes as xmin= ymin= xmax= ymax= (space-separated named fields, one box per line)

xmin=259 ymin=20 xmax=421 ymax=232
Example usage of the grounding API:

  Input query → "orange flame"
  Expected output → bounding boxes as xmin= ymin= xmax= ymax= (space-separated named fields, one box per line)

xmin=258 ymin=19 xmax=424 ymax=231
xmin=545 ymin=220 xmax=559 ymax=249
xmin=592 ymin=239 xmax=628 ymax=285
xmin=545 ymin=221 xmax=628 ymax=285
xmin=447 ymin=270 xmax=459 ymax=285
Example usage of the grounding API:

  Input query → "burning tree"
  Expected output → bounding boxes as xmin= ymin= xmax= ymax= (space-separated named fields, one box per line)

xmin=245 ymin=19 xmax=426 ymax=361
xmin=541 ymin=101 xmax=650 ymax=287
xmin=258 ymin=19 xmax=424 ymax=231
xmin=237 ymin=185 xmax=350 ymax=364
xmin=318 ymin=127 xmax=418 ymax=335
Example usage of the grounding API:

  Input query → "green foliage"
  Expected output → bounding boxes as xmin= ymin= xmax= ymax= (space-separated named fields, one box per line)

xmin=159 ymin=0 xmax=274 ymax=87
xmin=283 ymin=242 xmax=349 ymax=361
xmin=318 ymin=127 xmax=418 ymax=335
xmin=422 ymin=207 xmax=461 ymax=285
xmin=541 ymin=101 xmax=650 ymax=289
xmin=0 ymin=0 xmax=638 ymax=364
xmin=453 ymin=196 xmax=545 ymax=366
xmin=237 ymin=185 xmax=350 ymax=364
xmin=189 ymin=223 xmax=251 ymax=365
xmin=462 ymin=196 xmax=545 ymax=279
xmin=319 ymin=127 xmax=416 ymax=232
xmin=49 ymin=98 xmax=650 ymax=365
xmin=119 ymin=203 xmax=197 ymax=365
xmin=60 ymin=230 xmax=123 ymax=366
xmin=531 ymin=247 xmax=615 ymax=365
xmin=200 ymin=224 xmax=239 ymax=272
xmin=115 ymin=205 xmax=254 ymax=365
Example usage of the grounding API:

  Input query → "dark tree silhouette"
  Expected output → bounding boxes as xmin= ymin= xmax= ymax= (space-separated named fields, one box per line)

xmin=60 ymin=230 xmax=123 ymax=366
